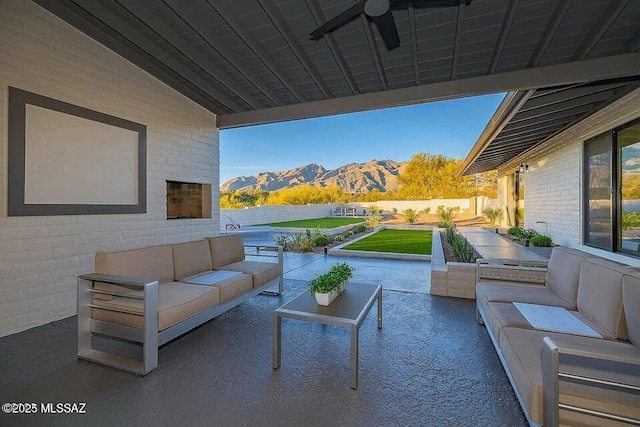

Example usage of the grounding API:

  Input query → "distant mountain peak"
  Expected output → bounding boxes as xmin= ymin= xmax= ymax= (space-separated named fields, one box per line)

xmin=221 ymin=159 xmax=405 ymax=193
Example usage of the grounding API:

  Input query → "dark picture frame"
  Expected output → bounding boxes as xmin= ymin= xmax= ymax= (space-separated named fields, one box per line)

xmin=8 ymin=87 xmax=147 ymax=216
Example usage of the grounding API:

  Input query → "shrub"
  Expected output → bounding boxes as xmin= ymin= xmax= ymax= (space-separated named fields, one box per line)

xmin=365 ymin=212 xmax=381 ymax=228
xmin=311 ymin=227 xmax=326 ymax=238
xmin=402 ymin=208 xmax=418 ymax=224
xmin=436 ymin=205 xmax=460 ymax=228
xmin=482 ymin=207 xmax=503 ymax=226
xmin=354 ymin=224 xmax=367 ymax=233
xmin=451 ymin=236 xmax=475 ymax=263
xmin=507 ymin=226 xmax=520 ymax=236
xmin=444 ymin=227 xmax=474 ymax=263
xmin=444 ymin=226 xmax=456 ymax=245
xmin=274 ymin=234 xmax=291 ymax=248
xmin=333 ymin=235 xmax=343 ymax=242
xmin=421 ymin=207 xmax=431 ymax=215
xmin=392 ymin=207 xmax=398 ymax=213
xmin=313 ymin=235 xmax=331 ymax=247
xmin=519 ymin=228 xmax=539 ymax=241
xmin=344 ymin=230 xmax=353 ymax=238
xmin=530 ymin=235 xmax=552 ymax=247
xmin=291 ymin=232 xmax=314 ymax=252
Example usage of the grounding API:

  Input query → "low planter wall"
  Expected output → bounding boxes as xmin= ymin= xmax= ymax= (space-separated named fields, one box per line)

xmin=430 ymin=229 xmax=476 ymax=299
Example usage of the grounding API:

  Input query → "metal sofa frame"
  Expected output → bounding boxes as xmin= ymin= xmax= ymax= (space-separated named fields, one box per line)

xmin=77 ymin=244 xmax=283 ymax=375
xmin=542 ymin=337 xmax=640 ymax=426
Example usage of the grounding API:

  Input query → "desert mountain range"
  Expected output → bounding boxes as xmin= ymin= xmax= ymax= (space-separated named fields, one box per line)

xmin=221 ymin=159 xmax=405 ymax=194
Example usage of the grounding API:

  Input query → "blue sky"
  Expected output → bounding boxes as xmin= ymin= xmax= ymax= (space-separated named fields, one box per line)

xmin=219 ymin=93 xmax=505 ymax=183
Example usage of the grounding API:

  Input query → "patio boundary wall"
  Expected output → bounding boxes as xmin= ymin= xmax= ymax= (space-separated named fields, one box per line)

xmin=221 ymin=204 xmax=338 ymax=226
xmin=350 ymin=199 xmax=470 ymax=213
xmin=222 ymin=199 xmax=475 ymax=227
xmin=0 ymin=1 xmax=220 ymax=337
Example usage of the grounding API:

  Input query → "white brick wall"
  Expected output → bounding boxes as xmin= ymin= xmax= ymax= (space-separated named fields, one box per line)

xmin=515 ymin=88 xmax=640 ymax=263
xmin=524 ymin=142 xmax=581 ymax=247
xmin=0 ymin=1 xmax=220 ymax=336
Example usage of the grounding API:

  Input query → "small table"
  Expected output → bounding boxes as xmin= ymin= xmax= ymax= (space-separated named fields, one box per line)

xmin=273 ymin=283 xmax=382 ymax=389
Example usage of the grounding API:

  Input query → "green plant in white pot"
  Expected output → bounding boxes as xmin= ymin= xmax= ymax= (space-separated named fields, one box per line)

xmin=308 ymin=263 xmax=355 ymax=306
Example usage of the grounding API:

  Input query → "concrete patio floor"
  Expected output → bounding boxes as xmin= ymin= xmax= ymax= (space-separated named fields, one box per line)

xmin=0 ymin=279 xmax=526 ymax=427
xmin=244 ymin=230 xmax=432 ymax=294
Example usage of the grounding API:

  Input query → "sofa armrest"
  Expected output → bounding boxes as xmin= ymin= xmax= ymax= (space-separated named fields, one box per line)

xmin=542 ymin=336 xmax=640 ymax=426
xmin=77 ymin=273 xmax=159 ymax=374
xmin=476 ymin=258 xmax=548 ymax=285
xmin=244 ymin=244 xmax=283 ymax=264
xmin=79 ymin=272 xmax=158 ymax=293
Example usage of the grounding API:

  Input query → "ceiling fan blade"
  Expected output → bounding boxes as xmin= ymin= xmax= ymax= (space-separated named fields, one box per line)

xmin=373 ymin=10 xmax=400 ymax=51
xmin=391 ymin=0 xmax=471 ymax=8
xmin=309 ymin=3 xmax=365 ymax=40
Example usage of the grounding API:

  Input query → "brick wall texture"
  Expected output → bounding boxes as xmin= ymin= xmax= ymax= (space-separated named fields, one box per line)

xmin=516 ymin=88 xmax=640 ymax=250
xmin=0 ymin=1 xmax=220 ymax=336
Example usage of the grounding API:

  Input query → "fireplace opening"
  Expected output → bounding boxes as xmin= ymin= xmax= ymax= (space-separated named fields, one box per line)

xmin=166 ymin=181 xmax=211 ymax=219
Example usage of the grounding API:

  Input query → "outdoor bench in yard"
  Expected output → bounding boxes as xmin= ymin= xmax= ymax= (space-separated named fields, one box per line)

xmin=77 ymin=234 xmax=283 ymax=375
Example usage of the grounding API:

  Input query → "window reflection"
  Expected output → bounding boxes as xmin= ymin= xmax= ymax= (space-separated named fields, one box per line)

xmin=619 ymin=123 xmax=640 ymax=253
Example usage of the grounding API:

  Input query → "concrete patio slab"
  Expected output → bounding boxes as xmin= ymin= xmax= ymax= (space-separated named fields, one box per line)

xmin=284 ymin=254 xmax=431 ymax=294
xmin=0 ymin=279 xmax=526 ymax=427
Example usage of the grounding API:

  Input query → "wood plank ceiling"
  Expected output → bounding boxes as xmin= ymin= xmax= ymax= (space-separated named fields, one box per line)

xmin=34 ymin=0 xmax=640 ymax=121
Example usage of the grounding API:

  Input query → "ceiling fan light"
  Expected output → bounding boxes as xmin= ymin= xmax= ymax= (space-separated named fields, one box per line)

xmin=364 ymin=0 xmax=390 ymax=17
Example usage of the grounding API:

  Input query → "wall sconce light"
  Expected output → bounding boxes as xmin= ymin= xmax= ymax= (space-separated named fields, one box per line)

xmin=518 ymin=163 xmax=528 ymax=174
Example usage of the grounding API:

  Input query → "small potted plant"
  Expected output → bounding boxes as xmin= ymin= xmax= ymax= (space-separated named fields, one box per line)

xmin=308 ymin=263 xmax=355 ymax=306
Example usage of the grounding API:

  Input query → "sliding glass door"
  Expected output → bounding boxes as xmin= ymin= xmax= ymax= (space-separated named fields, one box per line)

xmin=584 ymin=133 xmax=613 ymax=250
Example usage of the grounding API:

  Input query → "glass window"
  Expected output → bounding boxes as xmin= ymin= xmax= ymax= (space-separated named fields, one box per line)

xmin=584 ymin=133 xmax=613 ymax=250
xmin=618 ymin=122 xmax=640 ymax=253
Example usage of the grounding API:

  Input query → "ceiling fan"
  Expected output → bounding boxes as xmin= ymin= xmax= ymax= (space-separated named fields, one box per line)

xmin=310 ymin=0 xmax=472 ymax=51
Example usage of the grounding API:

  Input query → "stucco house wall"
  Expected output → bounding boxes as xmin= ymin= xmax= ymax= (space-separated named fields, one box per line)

xmin=0 ymin=1 xmax=220 ymax=337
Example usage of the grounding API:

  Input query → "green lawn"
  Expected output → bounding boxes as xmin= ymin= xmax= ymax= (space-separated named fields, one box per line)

xmin=263 ymin=217 xmax=365 ymax=229
xmin=342 ymin=229 xmax=433 ymax=255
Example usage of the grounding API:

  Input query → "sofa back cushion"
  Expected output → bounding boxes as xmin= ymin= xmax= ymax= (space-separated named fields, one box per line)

xmin=172 ymin=240 xmax=213 ymax=280
xmin=623 ymin=273 xmax=640 ymax=347
xmin=545 ymin=247 xmax=592 ymax=307
xmin=207 ymin=235 xmax=245 ymax=269
xmin=577 ymin=258 xmax=629 ymax=340
xmin=96 ymin=244 xmax=175 ymax=284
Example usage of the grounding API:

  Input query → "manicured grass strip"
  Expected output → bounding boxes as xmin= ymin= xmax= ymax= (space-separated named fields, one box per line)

xmin=342 ymin=229 xmax=432 ymax=255
xmin=263 ymin=217 xmax=365 ymax=229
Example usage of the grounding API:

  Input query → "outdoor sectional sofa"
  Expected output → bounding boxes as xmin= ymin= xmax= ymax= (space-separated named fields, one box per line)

xmin=77 ymin=234 xmax=283 ymax=375
xmin=476 ymin=247 xmax=640 ymax=426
